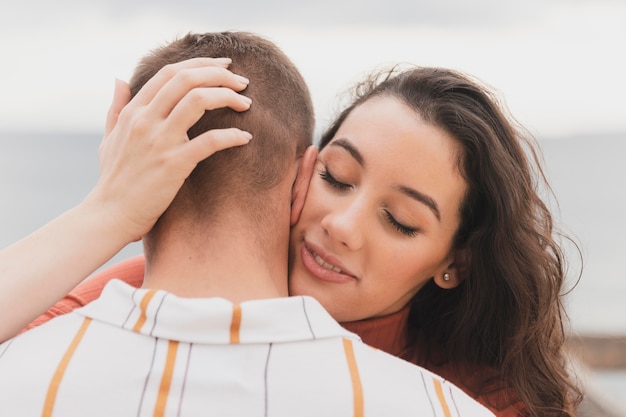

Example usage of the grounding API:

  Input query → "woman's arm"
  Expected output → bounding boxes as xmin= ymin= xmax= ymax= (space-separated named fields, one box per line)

xmin=0 ymin=57 xmax=253 ymax=342
xmin=24 ymin=255 xmax=146 ymax=332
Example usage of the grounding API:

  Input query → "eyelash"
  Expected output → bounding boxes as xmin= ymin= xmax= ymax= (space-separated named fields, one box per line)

xmin=320 ymin=164 xmax=419 ymax=238
xmin=319 ymin=165 xmax=351 ymax=190
xmin=384 ymin=210 xmax=419 ymax=237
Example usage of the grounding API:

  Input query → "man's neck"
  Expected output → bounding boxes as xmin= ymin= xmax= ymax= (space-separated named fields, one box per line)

xmin=142 ymin=224 xmax=290 ymax=303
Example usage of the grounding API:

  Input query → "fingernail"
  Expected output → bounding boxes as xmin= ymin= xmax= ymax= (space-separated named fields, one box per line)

xmin=243 ymin=131 xmax=253 ymax=140
xmin=236 ymin=75 xmax=250 ymax=85
xmin=241 ymin=95 xmax=252 ymax=104
xmin=214 ymin=57 xmax=232 ymax=65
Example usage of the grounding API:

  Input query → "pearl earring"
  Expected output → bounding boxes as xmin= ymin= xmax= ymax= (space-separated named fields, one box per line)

xmin=443 ymin=273 xmax=451 ymax=281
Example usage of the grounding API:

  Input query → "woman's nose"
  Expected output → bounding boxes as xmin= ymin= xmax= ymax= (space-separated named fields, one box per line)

xmin=320 ymin=197 xmax=366 ymax=251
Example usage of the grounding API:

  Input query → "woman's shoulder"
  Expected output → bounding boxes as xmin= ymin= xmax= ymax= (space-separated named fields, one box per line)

xmin=425 ymin=359 xmax=526 ymax=417
xmin=342 ymin=308 xmax=525 ymax=416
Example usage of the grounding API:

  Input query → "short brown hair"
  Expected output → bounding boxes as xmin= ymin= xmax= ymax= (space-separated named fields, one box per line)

xmin=132 ymin=32 xmax=314 ymax=247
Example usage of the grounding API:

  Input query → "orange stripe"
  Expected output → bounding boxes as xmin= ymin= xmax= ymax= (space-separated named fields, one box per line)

xmin=342 ymin=338 xmax=364 ymax=417
xmin=42 ymin=318 xmax=92 ymax=417
xmin=433 ymin=379 xmax=452 ymax=417
xmin=153 ymin=340 xmax=179 ymax=417
xmin=229 ymin=305 xmax=242 ymax=344
xmin=133 ymin=290 xmax=157 ymax=332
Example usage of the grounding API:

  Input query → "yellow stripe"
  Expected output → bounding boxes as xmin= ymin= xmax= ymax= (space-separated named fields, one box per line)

xmin=229 ymin=305 xmax=242 ymax=344
xmin=42 ymin=318 xmax=92 ymax=417
xmin=153 ymin=340 xmax=179 ymax=417
xmin=133 ymin=290 xmax=157 ymax=332
xmin=433 ymin=379 xmax=452 ymax=417
xmin=342 ymin=338 xmax=364 ymax=417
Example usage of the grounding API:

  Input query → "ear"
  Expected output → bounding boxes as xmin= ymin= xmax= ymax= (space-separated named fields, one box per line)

xmin=290 ymin=145 xmax=318 ymax=226
xmin=433 ymin=248 xmax=470 ymax=289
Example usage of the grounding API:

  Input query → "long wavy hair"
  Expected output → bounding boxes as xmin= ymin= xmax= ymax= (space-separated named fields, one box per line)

xmin=318 ymin=66 xmax=582 ymax=417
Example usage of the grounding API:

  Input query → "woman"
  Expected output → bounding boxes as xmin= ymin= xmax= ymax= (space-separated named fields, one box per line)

xmin=294 ymin=66 xmax=583 ymax=416
xmin=16 ymin=65 xmax=582 ymax=416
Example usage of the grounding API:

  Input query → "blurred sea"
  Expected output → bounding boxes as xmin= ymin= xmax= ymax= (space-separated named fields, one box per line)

xmin=0 ymin=132 xmax=145 ymax=269
xmin=1 ymin=131 xmax=625 ymax=404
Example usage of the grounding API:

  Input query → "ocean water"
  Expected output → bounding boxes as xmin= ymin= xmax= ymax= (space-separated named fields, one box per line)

xmin=540 ymin=134 xmax=626 ymax=336
xmin=538 ymin=134 xmax=626 ymax=412
xmin=1 ymin=131 xmax=625 ymax=407
xmin=0 ymin=132 xmax=145 ymax=267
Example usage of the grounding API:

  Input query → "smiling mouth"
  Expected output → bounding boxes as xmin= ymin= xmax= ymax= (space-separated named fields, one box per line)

xmin=310 ymin=248 xmax=344 ymax=274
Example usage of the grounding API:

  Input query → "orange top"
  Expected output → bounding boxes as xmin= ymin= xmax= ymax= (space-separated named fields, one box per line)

xmin=340 ymin=306 xmax=525 ymax=416
xmin=26 ymin=255 xmax=524 ymax=416
xmin=23 ymin=256 xmax=145 ymax=332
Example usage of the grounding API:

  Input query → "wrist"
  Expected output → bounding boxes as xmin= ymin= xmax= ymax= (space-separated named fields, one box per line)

xmin=79 ymin=188 xmax=144 ymax=245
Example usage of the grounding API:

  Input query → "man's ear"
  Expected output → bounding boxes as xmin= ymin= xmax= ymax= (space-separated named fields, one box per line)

xmin=290 ymin=145 xmax=318 ymax=226
xmin=433 ymin=248 xmax=470 ymax=289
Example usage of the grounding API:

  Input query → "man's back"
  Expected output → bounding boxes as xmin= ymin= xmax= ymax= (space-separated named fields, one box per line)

xmin=0 ymin=280 xmax=492 ymax=416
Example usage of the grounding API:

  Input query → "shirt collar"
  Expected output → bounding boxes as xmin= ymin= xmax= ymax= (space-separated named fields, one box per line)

xmin=77 ymin=279 xmax=359 ymax=345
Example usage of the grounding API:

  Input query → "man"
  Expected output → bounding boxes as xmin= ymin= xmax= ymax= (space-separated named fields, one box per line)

xmin=0 ymin=32 xmax=493 ymax=416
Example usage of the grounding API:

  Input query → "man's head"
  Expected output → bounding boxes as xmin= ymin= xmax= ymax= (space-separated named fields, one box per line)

xmin=135 ymin=32 xmax=315 ymax=258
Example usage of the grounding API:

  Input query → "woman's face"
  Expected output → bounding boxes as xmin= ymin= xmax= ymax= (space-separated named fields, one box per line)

xmin=288 ymin=96 xmax=468 ymax=322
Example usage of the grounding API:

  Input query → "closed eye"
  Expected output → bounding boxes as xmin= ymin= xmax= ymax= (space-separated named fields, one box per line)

xmin=319 ymin=165 xmax=351 ymax=191
xmin=384 ymin=210 xmax=418 ymax=237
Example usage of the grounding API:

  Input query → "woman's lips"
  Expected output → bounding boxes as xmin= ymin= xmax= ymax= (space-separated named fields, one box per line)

xmin=301 ymin=242 xmax=357 ymax=284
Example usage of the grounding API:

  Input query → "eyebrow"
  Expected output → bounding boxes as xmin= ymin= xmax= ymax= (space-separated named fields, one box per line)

xmin=329 ymin=138 xmax=365 ymax=166
xmin=396 ymin=185 xmax=441 ymax=222
xmin=330 ymin=137 xmax=441 ymax=221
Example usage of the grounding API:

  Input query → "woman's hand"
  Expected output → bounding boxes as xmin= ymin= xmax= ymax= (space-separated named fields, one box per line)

xmin=85 ymin=57 xmax=253 ymax=242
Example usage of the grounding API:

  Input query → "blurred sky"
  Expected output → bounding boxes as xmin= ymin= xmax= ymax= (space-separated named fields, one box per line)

xmin=0 ymin=0 xmax=624 ymax=138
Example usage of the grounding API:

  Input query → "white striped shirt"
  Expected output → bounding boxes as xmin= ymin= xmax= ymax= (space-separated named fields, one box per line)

xmin=0 ymin=279 xmax=493 ymax=416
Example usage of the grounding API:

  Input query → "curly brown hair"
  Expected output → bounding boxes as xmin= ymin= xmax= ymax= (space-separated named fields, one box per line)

xmin=319 ymin=66 xmax=582 ymax=417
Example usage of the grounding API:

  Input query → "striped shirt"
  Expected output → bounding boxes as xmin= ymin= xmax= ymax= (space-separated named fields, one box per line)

xmin=0 ymin=279 xmax=493 ymax=416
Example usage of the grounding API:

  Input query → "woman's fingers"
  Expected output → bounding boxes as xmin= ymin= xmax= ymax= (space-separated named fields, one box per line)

xmin=90 ymin=57 xmax=255 ymax=240
xmin=180 ymin=128 xmax=253 ymax=166
xmin=166 ymin=87 xmax=252 ymax=135
xmin=98 ymin=79 xmax=131 ymax=155
xmin=104 ymin=79 xmax=132 ymax=136
xmin=148 ymin=65 xmax=250 ymax=120
xmin=130 ymin=57 xmax=233 ymax=110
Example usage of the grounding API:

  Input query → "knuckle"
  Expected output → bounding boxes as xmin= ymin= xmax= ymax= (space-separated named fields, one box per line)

xmin=113 ymin=107 xmax=134 ymax=130
xmin=204 ymin=130 xmax=220 ymax=143
xmin=159 ymin=63 xmax=179 ymax=80
xmin=127 ymin=111 xmax=152 ymax=136
xmin=116 ymin=104 xmax=132 ymax=121
xmin=206 ymin=67 xmax=230 ymax=84
xmin=173 ymin=68 xmax=197 ymax=88
xmin=215 ymin=66 xmax=230 ymax=77
xmin=185 ymin=88 xmax=206 ymax=107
